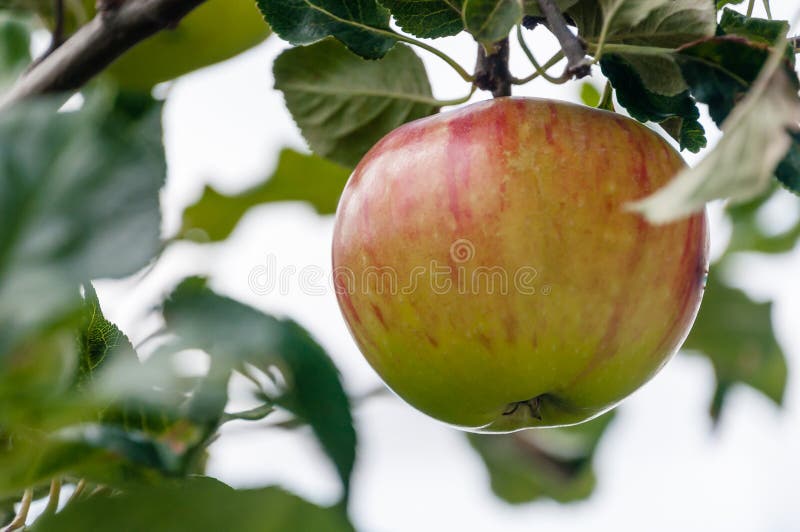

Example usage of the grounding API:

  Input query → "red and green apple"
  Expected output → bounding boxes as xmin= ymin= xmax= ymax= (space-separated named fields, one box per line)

xmin=333 ymin=98 xmax=708 ymax=432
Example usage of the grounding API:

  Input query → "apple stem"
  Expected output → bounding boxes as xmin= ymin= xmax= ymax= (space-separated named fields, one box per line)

xmin=474 ymin=38 xmax=512 ymax=98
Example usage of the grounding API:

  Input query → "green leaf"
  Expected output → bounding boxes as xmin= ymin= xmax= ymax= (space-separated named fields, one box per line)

xmin=274 ymin=38 xmax=437 ymax=167
xmin=523 ymin=0 xmax=579 ymax=16
xmin=163 ymin=279 xmax=356 ymax=497
xmin=600 ymin=53 xmax=706 ymax=152
xmin=0 ymin=96 xmax=164 ymax=354
xmin=179 ymin=149 xmax=350 ymax=242
xmin=725 ymin=188 xmax=800 ymax=254
xmin=33 ymin=477 xmax=355 ymax=532
xmin=463 ymin=0 xmax=523 ymax=45
xmin=683 ymin=274 xmax=787 ymax=422
xmin=257 ymin=0 xmax=394 ymax=59
xmin=0 ymin=16 xmax=30 ymax=90
xmin=629 ymin=55 xmax=800 ymax=223
xmin=572 ymin=0 xmax=716 ymax=48
xmin=579 ymin=82 xmax=601 ymax=107
xmin=468 ymin=412 xmax=614 ymax=504
xmin=718 ymin=8 xmax=789 ymax=46
xmin=379 ymin=0 xmax=465 ymax=38
xmin=676 ymin=36 xmax=780 ymax=126
xmin=775 ymin=135 xmax=800 ymax=194
xmin=76 ymin=284 xmax=137 ymax=387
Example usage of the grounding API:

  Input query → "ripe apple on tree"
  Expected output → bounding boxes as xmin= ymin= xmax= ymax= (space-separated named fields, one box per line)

xmin=333 ymin=98 xmax=708 ymax=432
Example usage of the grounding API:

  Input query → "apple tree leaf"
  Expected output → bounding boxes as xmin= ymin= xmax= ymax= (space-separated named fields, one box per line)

xmin=75 ymin=284 xmax=137 ymax=388
xmin=468 ymin=412 xmax=614 ymax=504
xmin=0 ymin=95 xmax=164 ymax=355
xmin=676 ymin=36 xmax=775 ymax=126
xmin=179 ymin=149 xmax=350 ymax=242
xmin=683 ymin=275 xmax=787 ymax=423
xmin=274 ymin=38 xmax=437 ymax=167
xmin=379 ymin=0 xmax=465 ymax=38
xmin=579 ymin=82 xmax=601 ymax=107
xmin=162 ymin=278 xmax=356 ymax=498
xmin=0 ymin=16 xmax=30 ymax=90
xmin=32 ymin=477 xmax=355 ymax=532
xmin=463 ymin=0 xmax=523 ymax=45
xmin=724 ymin=188 xmax=800 ymax=255
xmin=570 ymin=0 xmax=716 ymax=48
xmin=716 ymin=0 xmax=744 ymax=8
xmin=523 ymin=0 xmax=579 ymax=16
xmin=629 ymin=54 xmax=800 ymax=223
xmin=718 ymin=8 xmax=790 ymax=47
xmin=775 ymin=137 xmax=800 ymax=194
xmin=600 ymin=53 xmax=705 ymax=152
xmin=257 ymin=0 xmax=395 ymax=59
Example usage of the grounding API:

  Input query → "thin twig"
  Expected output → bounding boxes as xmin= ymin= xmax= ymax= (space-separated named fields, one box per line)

xmin=42 ymin=478 xmax=62 ymax=518
xmin=0 ymin=0 xmax=207 ymax=110
xmin=0 ymin=489 xmax=33 ymax=532
xmin=535 ymin=0 xmax=591 ymax=79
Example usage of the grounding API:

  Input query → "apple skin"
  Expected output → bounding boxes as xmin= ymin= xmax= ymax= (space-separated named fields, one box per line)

xmin=61 ymin=0 xmax=270 ymax=90
xmin=332 ymin=98 xmax=708 ymax=432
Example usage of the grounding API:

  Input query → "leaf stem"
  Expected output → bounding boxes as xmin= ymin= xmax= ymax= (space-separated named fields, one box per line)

xmin=762 ymin=0 xmax=771 ymax=19
xmin=515 ymin=25 xmax=568 ymax=84
xmin=587 ymin=42 xmax=676 ymax=57
xmin=222 ymin=403 xmax=276 ymax=423
xmin=391 ymin=32 xmax=474 ymax=82
xmin=746 ymin=0 xmax=755 ymax=17
xmin=511 ymin=49 xmax=565 ymax=84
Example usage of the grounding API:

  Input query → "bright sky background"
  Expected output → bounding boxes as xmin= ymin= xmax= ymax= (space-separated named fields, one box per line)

xmin=93 ymin=3 xmax=800 ymax=531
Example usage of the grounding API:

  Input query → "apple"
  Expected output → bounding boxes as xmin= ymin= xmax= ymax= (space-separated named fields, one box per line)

xmin=45 ymin=0 xmax=270 ymax=90
xmin=332 ymin=98 xmax=708 ymax=432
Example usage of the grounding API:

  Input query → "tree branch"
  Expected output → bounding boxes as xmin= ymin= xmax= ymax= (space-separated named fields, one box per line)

xmin=535 ymin=0 xmax=590 ymax=80
xmin=0 ymin=0 xmax=206 ymax=110
xmin=474 ymin=38 xmax=512 ymax=98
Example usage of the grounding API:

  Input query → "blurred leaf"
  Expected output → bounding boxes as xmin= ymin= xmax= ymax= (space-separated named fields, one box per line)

xmin=274 ymin=39 xmax=436 ymax=167
xmin=468 ymin=412 xmax=614 ymax=504
xmin=162 ymin=278 xmax=356 ymax=497
xmin=257 ymin=0 xmax=394 ymax=59
xmin=0 ymin=95 xmax=164 ymax=354
xmin=725 ymin=188 xmax=800 ymax=254
xmin=0 ymin=15 xmax=30 ymax=90
xmin=629 ymin=58 xmax=800 ymax=223
xmin=600 ymin=53 xmax=705 ymax=152
xmin=463 ymin=0 xmax=523 ymax=45
xmin=718 ymin=8 xmax=790 ymax=46
xmin=179 ymin=149 xmax=350 ymax=242
xmin=380 ymin=0 xmax=465 ymax=38
xmin=33 ymin=476 xmax=355 ymax=532
xmin=684 ymin=274 xmax=787 ymax=422
xmin=579 ymin=82 xmax=601 ymax=107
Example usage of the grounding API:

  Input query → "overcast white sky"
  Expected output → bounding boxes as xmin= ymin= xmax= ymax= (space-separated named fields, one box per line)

xmin=94 ymin=3 xmax=800 ymax=531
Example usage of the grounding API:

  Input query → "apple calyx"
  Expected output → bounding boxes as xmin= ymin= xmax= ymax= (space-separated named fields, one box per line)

xmin=502 ymin=396 xmax=543 ymax=420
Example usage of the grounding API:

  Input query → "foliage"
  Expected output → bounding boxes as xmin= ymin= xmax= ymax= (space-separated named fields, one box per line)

xmin=0 ymin=0 xmax=798 ymax=529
